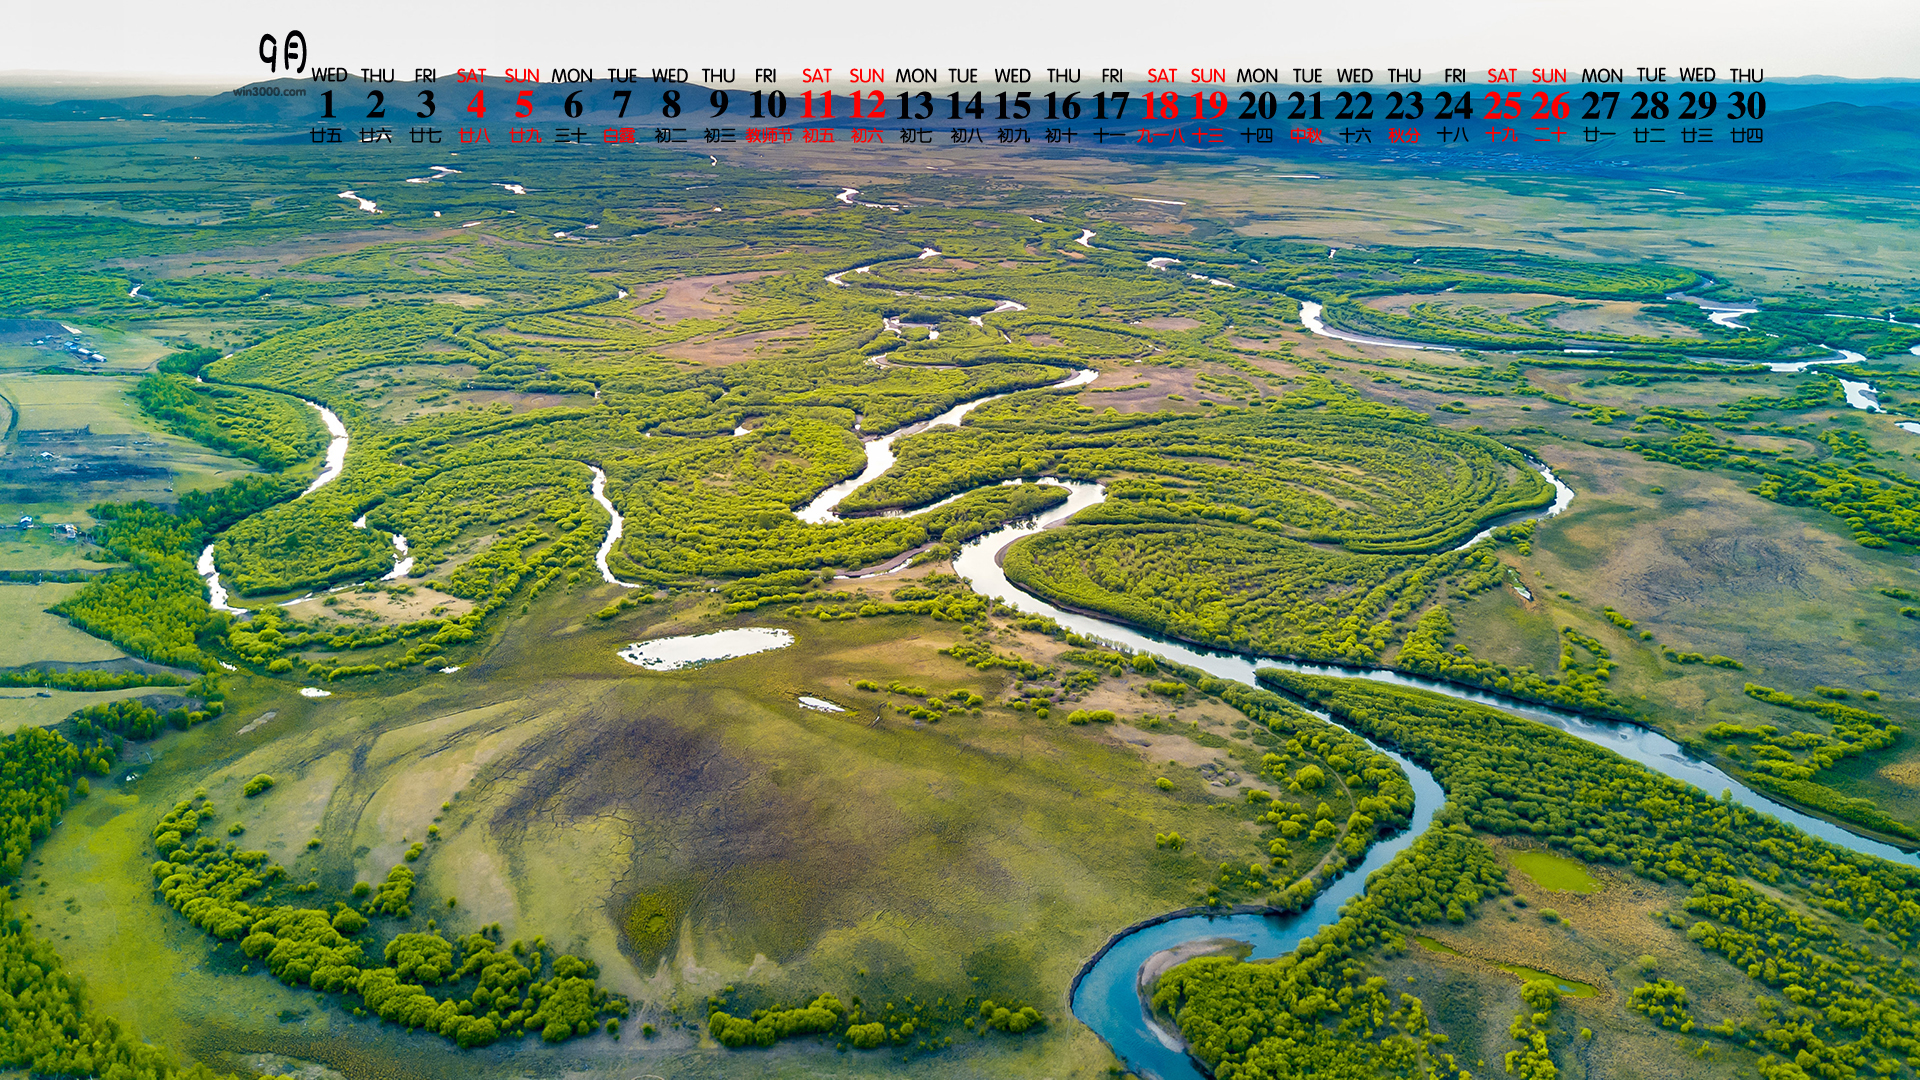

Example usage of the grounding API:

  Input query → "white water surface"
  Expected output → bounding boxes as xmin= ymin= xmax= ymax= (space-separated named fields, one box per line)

xmin=1764 ymin=349 xmax=1865 ymax=373
xmin=381 ymin=533 xmax=414 ymax=581
xmin=798 ymin=696 xmax=846 ymax=712
xmin=302 ymin=404 xmax=350 ymax=494
xmin=299 ymin=687 xmax=332 ymax=698
xmin=1299 ymin=300 xmax=1458 ymax=352
xmin=1839 ymin=379 xmax=1884 ymax=412
xmin=796 ymin=370 xmax=1094 ymax=525
xmin=337 ymin=191 xmax=378 ymax=213
xmin=588 ymin=466 xmax=639 ymax=587
xmin=197 ymin=544 xmax=246 ymax=614
xmin=618 ymin=627 xmax=794 ymax=671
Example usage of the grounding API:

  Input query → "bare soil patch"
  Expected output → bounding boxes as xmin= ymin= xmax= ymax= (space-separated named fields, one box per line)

xmin=633 ymin=272 xmax=775 ymax=321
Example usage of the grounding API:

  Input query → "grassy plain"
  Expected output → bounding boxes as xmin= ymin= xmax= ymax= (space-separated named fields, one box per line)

xmin=0 ymin=581 xmax=128 ymax=665
xmin=19 ymin=574 xmax=1312 ymax=1074
xmin=0 ymin=372 xmax=261 ymax=522
xmin=0 ymin=528 xmax=104 ymax=569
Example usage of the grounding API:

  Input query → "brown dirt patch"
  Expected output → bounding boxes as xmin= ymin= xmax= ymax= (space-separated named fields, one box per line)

xmin=294 ymin=583 xmax=475 ymax=628
xmin=631 ymin=272 xmax=775 ymax=321
xmin=657 ymin=325 xmax=817 ymax=366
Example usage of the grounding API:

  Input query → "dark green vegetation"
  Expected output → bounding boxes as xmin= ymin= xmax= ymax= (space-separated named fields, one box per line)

xmin=0 ymin=715 xmax=235 ymax=1078
xmin=55 ymin=479 xmax=295 ymax=669
xmin=0 ymin=666 xmax=188 ymax=691
xmin=704 ymin=990 xmax=1043 ymax=1051
xmin=1155 ymin=675 xmax=1920 ymax=1080
xmin=0 ymin=111 xmax=1915 ymax=1080
xmin=151 ymin=789 xmax=628 ymax=1048
xmin=133 ymin=371 xmax=325 ymax=470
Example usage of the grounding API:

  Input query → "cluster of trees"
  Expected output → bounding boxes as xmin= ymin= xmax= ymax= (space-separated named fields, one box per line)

xmin=1629 ymin=978 xmax=1694 ymax=1031
xmin=71 ymin=695 xmax=216 ymax=740
xmin=1257 ymin=672 xmax=1920 ymax=1079
xmin=1 ymin=727 xmax=103 ymax=881
xmin=1504 ymin=980 xmax=1563 ymax=1080
xmin=134 ymin=373 xmax=325 ymax=470
xmin=1663 ymin=649 xmax=1743 ymax=669
xmin=0 ymin=667 xmax=188 ymax=691
xmin=709 ymin=993 xmax=846 ymax=1047
xmin=147 ymin=791 xmax=626 ymax=1047
xmin=1395 ymin=608 xmax=1632 ymax=718
xmin=706 ymin=989 xmax=1043 ymax=1053
xmin=938 ymin=638 xmax=1052 ymax=679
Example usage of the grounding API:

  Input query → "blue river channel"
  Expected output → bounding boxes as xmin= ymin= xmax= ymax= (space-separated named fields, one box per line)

xmin=952 ymin=477 xmax=1919 ymax=1080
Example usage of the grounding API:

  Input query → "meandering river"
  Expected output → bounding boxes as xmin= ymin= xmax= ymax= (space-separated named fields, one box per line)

xmin=944 ymin=474 xmax=1918 ymax=1078
xmin=783 ymin=280 xmax=1919 ymax=1077
xmin=200 ymin=399 xmax=362 ymax=611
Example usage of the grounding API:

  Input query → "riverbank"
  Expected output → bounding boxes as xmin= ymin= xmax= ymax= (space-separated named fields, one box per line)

xmin=1137 ymin=937 xmax=1252 ymax=1002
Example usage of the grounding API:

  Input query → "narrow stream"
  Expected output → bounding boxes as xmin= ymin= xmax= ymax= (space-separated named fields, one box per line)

xmin=302 ymin=403 xmax=350 ymax=495
xmin=199 ymin=399 xmax=353 ymax=611
xmin=794 ymin=369 xmax=1095 ymax=525
xmin=588 ymin=465 xmax=640 ymax=588
xmin=1297 ymin=300 xmax=1458 ymax=352
xmin=1299 ymin=294 xmax=1896 ymax=417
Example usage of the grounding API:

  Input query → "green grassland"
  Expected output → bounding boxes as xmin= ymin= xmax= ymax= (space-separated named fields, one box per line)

xmin=0 ymin=117 xmax=1916 ymax=1080
xmin=0 ymin=582 xmax=128 ymax=666
xmin=19 ymin=576 xmax=1378 ymax=1075
xmin=0 ymin=528 xmax=105 ymax=570
xmin=1 ymin=371 xmax=265 ymax=523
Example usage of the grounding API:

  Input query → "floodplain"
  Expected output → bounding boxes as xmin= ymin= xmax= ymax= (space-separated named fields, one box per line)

xmin=0 ymin=108 xmax=1915 ymax=1080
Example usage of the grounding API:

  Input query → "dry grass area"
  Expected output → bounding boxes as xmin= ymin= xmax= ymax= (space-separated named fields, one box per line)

xmin=656 ymin=323 xmax=819 ymax=366
xmin=289 ymin=583 xmax=474 ymax=628
xmin=631 ymin=271 xmax=774 ymax=321
xmin=1081 ymin=366 xmax=1199 ymax=413
xmin=352 ymin=363 xmax=596 ymax=421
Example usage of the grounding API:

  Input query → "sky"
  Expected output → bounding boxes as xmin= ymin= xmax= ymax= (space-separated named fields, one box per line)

xmin=3 ymin=0 xmax=1917 ymax=86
